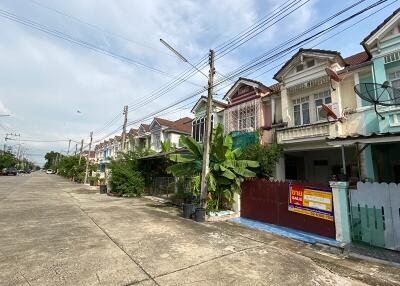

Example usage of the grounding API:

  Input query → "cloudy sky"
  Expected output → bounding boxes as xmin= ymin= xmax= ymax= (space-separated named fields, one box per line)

xmin=0 ymin=0 xmax=397 ymax=165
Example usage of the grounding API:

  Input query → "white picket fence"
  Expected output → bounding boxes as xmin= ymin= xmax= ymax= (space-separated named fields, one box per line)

xmin=350 ymin=182 xmax=400 ymax=251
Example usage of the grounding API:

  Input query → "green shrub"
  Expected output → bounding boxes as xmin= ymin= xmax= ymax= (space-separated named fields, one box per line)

xmin=109 ymin=152 xmax=145 ymax=197
xmin=240 ymin=143 xmax=283 ymax=178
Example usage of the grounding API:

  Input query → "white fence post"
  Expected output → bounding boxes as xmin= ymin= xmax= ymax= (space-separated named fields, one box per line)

xmin=330 ymin=181 xmax=351 ymax=243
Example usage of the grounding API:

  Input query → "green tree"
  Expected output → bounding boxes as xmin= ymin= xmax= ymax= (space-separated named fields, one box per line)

xmin=0 ymin=152 xmax=17 ymax=169
xmin=44 ymin=151 xmax=62 ymax=169
xmin=167 ymin=123 xmax=259 ymax=211
xmin=54 ymin=155 xmax=93 ymax=183
xmin=109 ymin=151 xmax=145 ymax=197
xmin=240 ymin=142 xmax=283 ymax=178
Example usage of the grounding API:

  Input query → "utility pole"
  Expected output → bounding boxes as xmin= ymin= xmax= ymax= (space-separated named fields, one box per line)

xmin=67 ymin=139 xmax=71 ymax=155
xmin=121 ymin=105 xmax=128 ymax=151
xmin=78 ymin=139 xmax=84 ymax=165
xmin=199 ymin=49 xmax=215 ymax=218
xmin=84 ymin=132 xmax=93 ymax=184
xmin=74 ymin=143 xmax=78 ymax=155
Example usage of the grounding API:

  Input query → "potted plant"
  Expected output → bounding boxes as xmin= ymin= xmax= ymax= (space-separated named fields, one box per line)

xmin=99 ymin=178 xmax=107 ymax=194
xmin=88 ymin=176 xmax=96 ymax=186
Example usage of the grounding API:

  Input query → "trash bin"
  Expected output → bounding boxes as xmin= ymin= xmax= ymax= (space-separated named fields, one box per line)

xmin=182 ymin=203 xmax=194 ymax=219
xmin=195 ymin=207 xmax=206 ymax=222
xmin=99 ymin=185 xmax=107 ymax=194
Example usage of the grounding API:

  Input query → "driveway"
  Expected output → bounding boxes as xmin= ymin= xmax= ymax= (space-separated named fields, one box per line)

xmin=0 ymin=173 xmax=399 ymax=285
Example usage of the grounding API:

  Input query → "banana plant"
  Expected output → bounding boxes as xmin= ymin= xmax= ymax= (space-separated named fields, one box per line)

xmin=167 ymin=123 xmax=259 ymax=211
xmin=161 ymin=139 xmax=176 ymax=153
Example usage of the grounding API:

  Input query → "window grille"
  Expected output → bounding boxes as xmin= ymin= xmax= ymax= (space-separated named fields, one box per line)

xmin=224 ymin=99 xmax=261 ymax=134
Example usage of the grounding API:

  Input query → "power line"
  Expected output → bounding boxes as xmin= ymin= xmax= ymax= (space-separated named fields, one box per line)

xmin=84 ymin=0 xmax=310 ymax=137
xmin=93 ymin=0 xmax=390 ymax=145
xmin=28 ymin=0 xmax=178 ymax=58
xmin=123 ymin=0 xmax=309 ymax=115
xmin=0 ymin=8 xmax=203 ymax=86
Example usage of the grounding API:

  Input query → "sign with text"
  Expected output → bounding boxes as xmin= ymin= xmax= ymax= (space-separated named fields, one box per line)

xmin=288 ymin=184 xmax=333 ymax=221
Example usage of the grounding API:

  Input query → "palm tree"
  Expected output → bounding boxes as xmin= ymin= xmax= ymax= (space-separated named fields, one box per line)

xmin=167 ymin=123 xmax=259 ymax=211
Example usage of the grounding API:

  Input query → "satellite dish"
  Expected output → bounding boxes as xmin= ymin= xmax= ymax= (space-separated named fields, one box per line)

xmin=325 ymin=67 xmax=341 ymax=82
xmin=318 ymin=104 xmax=342 ymax=122
xmin=325 ymin=67 xmax=341 ymax=91
xmin=354 ymin=82 xmax=400 ymax=119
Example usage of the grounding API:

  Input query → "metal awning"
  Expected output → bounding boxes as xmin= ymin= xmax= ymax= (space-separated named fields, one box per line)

xmin=139 ymin=148 xmax=189 ymax=160
xmin=326 ymin=132 xmax=400 ymax=146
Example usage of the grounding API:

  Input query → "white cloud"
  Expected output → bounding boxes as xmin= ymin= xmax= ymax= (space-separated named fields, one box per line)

xmin=0 ymin=0 xmax=324 ymax=165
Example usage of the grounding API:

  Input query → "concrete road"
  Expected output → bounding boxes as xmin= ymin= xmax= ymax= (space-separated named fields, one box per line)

xmin=0 ymin=173 xmax=399 ymax=286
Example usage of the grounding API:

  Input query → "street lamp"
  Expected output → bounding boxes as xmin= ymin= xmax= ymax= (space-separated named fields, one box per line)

xmin=160 ymin=39 xmax=215 ymax=222
xmin=160 ymin=39 xmax=208 ymax=79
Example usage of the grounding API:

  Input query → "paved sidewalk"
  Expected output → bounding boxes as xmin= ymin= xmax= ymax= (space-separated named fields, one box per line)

xmin=0 ymin=173 xmax=399 ymax=285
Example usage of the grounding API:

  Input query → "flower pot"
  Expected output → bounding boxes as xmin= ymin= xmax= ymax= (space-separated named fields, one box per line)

xmin=195 ymin=207 xmax=206 ymax=222
xmin=182 ymin=203 xmax=194 ymax=219
xmin=99 ymin=185 xmax=107 ymax=194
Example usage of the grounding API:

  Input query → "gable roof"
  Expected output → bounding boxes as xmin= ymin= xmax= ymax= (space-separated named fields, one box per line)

xmin=166 ymin=117 xmax=192 ymax=134
xmin=223 ymin=77 xmax=269 ymax=100
xmin=273 ymin=48 xmax=345 ymax=81
xmin=361 ymin=8 xmax=400 ymax=50
xmin=153 ymin=117 xmax=175 ymax=128
xmin=190 ymin=96 xmax=228 ymax=113
xmin=128 ymin=128 xmax=138 ymax=136
xmin=140 ymin=124 xmax=150 ymax=132
xmin=268 ymin=83 xmax=280 ymax=93
xmin=343 ymin=51 xmax=370 ymax=67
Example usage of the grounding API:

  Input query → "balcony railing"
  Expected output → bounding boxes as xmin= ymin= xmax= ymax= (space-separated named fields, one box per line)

xmin=276 ymin=122 xmax=331 ymax=143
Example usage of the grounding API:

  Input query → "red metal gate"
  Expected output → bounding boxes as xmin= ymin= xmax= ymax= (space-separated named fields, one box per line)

xmin=241 ymin=179 xmax=335 ymax=238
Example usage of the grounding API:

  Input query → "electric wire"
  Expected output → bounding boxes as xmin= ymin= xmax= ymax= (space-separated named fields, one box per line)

xmin=92 ymin=0 xmax=389 ymax=145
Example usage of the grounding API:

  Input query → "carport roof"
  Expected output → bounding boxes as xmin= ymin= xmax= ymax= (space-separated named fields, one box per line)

xmin=326 ymin=132 xmax=400 ymax=146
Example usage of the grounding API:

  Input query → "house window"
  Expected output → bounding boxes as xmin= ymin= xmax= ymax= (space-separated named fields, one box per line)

xmin=293 ymin=96 xmax=310 ymax=126
xmin=153 ymin=131 xmax=161 ymax=149
xmin=306 ymin=59 xmax=315 ymax=68
xmin=388 ymin=70 xmax=400 ymax=104
xmin=314 ymin=90 xmax=332 ymax=121
xmin=238 ymin=105 xmax=256 ymax=130
xmin=192 ymin=116 xmax=213 ymax=142
xmin=296 ymin=64 xmax=304 ymax=72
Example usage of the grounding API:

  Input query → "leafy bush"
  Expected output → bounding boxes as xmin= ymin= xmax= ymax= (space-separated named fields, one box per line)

xmin=240 ymin=143 xmax=283 ymax=178
xmin=56 ymin=155 xmax=88 ymax=182
xmin=109 ymin=151 xmax=145 ymax=197
xmin=0 ymin=152 xmax=17 ymax=169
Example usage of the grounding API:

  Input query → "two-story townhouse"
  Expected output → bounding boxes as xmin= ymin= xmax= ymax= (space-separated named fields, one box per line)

xmin=190 ymin=96 xmax=227 ymax=142
xmin=273 ymin=48 xmax=370 ymax=184
xmin=223 ymin=77 xmax=281 ymax=146
xmin=137 ymin=123 xmax=151 ymax=150
xmin=94 ymin=143 xmax=103 ymax=164
xmin=112 ymin=136 xmax=123 ymax=158
xmin=327 ymin=9 xmax=400 ymax=183
xmin=149 ymin=117 xmax=192 ymax=152
xmin=126 ymin=128 xmax=138 ymax=152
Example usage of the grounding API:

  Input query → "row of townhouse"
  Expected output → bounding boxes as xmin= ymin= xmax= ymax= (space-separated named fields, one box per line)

xmin=94 ymin=117 xmax=192 ymax=167
xmin=190 ymin=9 xmax=400 ymax=185
xmin=90 ymin=11 xmax=400 ymax=251
xmin=95 ymin=9 xmax=400 ymax=186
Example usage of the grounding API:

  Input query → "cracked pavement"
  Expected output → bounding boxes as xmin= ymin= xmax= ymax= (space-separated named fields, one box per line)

xmin=0 ymin=172 xmax=399 ymax=285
